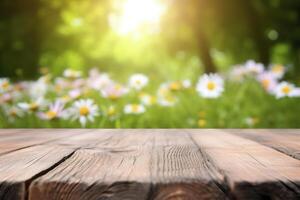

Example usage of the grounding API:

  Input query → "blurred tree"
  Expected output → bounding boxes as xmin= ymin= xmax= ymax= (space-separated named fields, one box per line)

xmin=0 ymin=0 xmax=42 ymax=78
xmin=163 ymin=0 xmax=300 ymax=72
xmin=0 ymin=0 xmax=299 ymax=78
xmin=161 ymin=0 xmax=217 ymax=73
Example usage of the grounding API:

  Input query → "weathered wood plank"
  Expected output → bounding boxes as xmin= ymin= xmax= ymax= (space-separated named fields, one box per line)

xmin=0 ymin=129 xmax=30 ymax=136
xmin=148 ymin=130 xmax=228 ymax=200
xmin=29 ymin=130 xmax=154 ymax=200
xmin=1 ymin=129 xmax=300 ymax=200
xmin=188 ymin=129 xmax=300 ymax=199
xmin=29 ymin=130 xmax=228 ymax=200
xmin=0 ymin=129 xmax=86 ymax=155
xmin=0 ymin=130 xmax=119 ymax=200
xmin=0 ymin=145 xmax=75 ymax=200
xmin=229 ymin=129 xmax=300 ymax=160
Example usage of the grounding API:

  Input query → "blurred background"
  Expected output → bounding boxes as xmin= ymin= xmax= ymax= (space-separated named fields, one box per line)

xmin=0 ymin=0 xmax=299 ymax=79
xmin=0 ymin=0 xmax=300 ymax=128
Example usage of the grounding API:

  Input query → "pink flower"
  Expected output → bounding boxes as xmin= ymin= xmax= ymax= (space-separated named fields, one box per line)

xmin=100 ymin=83 xmax=129 ymax=100
xmin=38 ymin=101 xmax=65 ymax=120
xmin=257 ymin=72 xmax=278 ymax=93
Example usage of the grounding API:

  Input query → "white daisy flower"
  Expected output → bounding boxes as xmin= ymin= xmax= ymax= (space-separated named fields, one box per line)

xmin=0 ymin=78 xmax=11 ymax=93
xmin=270 ymin=64 xmax=286 ymax=79
xmin=0 ymin=93 xmax=13 ymax=104
xmin=87 ymin=69 xmax=112 ymax=90
xmin=88 ymin=73 xmax=112 ymax=90
xmin=2 ymin=105 xmax=24 ymax=122
xmin=196 ymin=74 xmax=224 ymax=98
xmin=38 ymin=101 xmax=65 ymax=120
xmin=257 ymin=72 xmax=278 ymax=93
xmin=129 ymin=74 xmax=149 ymax=90
xmin=1 ymin=90 xmax=23 ymax=103
xmin=29 ymin=78 xmax=48 ymax=98
xmin=56 ymin=95 xmax=72 ymax=104
xmin=274 ymin=82 xmax=298 ymax=99
xmin=139 ymin=93 xmax=156 ymax=106
xmin=291 ymin=88 xmax=300 ymax=97
xmin=124 ymin=104 xmax=145 ymax=114
xmin=71 ymin=78 xmax=85 ymax=88
xmin=182 ymin=79 xmax=192 ymax=89
xmin=63 ymin=69 xmax=82 ymax=79
xmin=244 ymin=60 xmax=264 ymax=74
xmin=157 ymin=95 xmax=177 ymax=107
xmin=157 ymin=83 xmax=170 ymax=96
xmin=18 ymin=97 xmax=47 ymax=113
xmin=245 ymin=117 xmax=259 ymax=127
xmin=68 ymin=89 xmax=82 ymax=99
xmin=54 ymin=77 xmax=72 ymax=93
xmin=156 ymin=83 xmax=178 ymax=106
xmin=105 ymin=105 xmax=119 ymax=121
xmin=168 ymin=81 xmax=182 ymax=91
xmin=101 ymin=83 xmax=129 ymax=100
xmin=229 ymin=65 xmax=248 ymax=82
xmin=69 ymin=99 xmax=99 ymax=127
xmin=88 ymin=68 xmax=101 ymax=78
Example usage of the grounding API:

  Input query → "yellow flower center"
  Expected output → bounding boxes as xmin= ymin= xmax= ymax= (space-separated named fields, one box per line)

xmin=62 ymin=95 xmax=70 ymax=102
xmin=108 ymin=107 xmax=116 ymax=116
xmin=10 ymin=110 xmax=17 ymax=117
xmin=150 ymin=96 xmax=156 ymax=104
xmin=1 ymin=81 xmax=9 ymax=89
xmin=79 ymin=106 xmax=90 ymax=116
xmin=115 ymin=84 xmax=122 ymax=91
xmin=55 ymin=85 xmax=62 ymax=92
xmin=272 ymin=65 xmax=284 ymax=73
xmin=198 ymin=119 xmax=206 ymax=128
xmin=108 ymin=94 xmax=118 ymax=100
xmin=46 ymin=111 xmax=57 ymax=119
xmin=135 ymin=80 xmax=142 ymax=85
xmin=132 ymin=104 xmax=140 ymax=113
xmin=166 ymin=95 xmax=176 ymax=102
xmin=207 ymin=82 xmax=216 ymax=91
xmin=262 ymin=79 xmax=270 ymax=89
xmin=282 ymin=86 xmax=291 ymax=94
xmin=169 ymin=82 xmax=181 ymax=91
xmin=30 ymin=103 xmax=39 ymax=111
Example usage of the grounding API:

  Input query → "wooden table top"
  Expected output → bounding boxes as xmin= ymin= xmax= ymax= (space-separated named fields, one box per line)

xmin=0 ymin=129 xmax=299 ymax=200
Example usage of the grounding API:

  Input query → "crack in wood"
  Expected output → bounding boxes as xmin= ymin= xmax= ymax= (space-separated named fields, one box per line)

xmin=25 ymin=149 xmax=79 ymax=200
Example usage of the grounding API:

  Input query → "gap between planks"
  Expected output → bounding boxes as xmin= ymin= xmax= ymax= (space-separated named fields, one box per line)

xmin=0 ymin=129 xmax=122 ymax=200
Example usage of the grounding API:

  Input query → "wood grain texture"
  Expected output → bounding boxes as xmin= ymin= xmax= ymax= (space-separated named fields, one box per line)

xmin=0 ymin=129 xmax=83 ymax=155
xmin=187 ymin=129 xmax=300 ymax=199
xmin=148 ymin=130 xmax=227 ymax=200
xmin=0 ymin=145 xmax=75 ymax=200
xmin=0 ymin=130 xmax=115 ymax=200
xmin=0 ymin=129 xmax=299 ymax=200
xmin=30 ymin=130 xmax=228 ymax=200
xmin=29 ymin=130 xmax=154 ymax=200
xmin=228 ymin=129 xmax=300 ymax=160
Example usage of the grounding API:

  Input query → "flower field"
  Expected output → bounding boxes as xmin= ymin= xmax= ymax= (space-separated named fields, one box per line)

xmin=1 ymin=60 xmax=300 ymax=128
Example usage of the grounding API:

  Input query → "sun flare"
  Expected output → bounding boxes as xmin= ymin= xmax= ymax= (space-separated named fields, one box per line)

xmin=110 ymin=0 xmax=166 ymax=35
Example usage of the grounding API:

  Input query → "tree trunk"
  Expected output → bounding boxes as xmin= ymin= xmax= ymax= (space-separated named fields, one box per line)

xmin=0 ymin=0 xmax=41 ymax=79
xmin=196 ymin=28 xmax=217 ymax=73
xmin=243 ymin=1 xmax=270 ymax=65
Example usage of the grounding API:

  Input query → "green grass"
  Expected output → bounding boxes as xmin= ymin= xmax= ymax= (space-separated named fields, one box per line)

xmin=1 ymin=78 xmax=299 ymax=128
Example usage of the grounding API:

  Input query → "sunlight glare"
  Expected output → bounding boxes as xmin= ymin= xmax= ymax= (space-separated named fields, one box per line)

xmin=110 ymin=0 xmax=166 ymax=35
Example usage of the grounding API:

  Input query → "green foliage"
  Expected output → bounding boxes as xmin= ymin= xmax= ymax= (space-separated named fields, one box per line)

xmin=1 ymin=0 xmax=300 ymax=78
xmin=1 ymin=78 xmax=299 ymax=128
xmin=0 ymin=0 xmax=300 ymax=128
